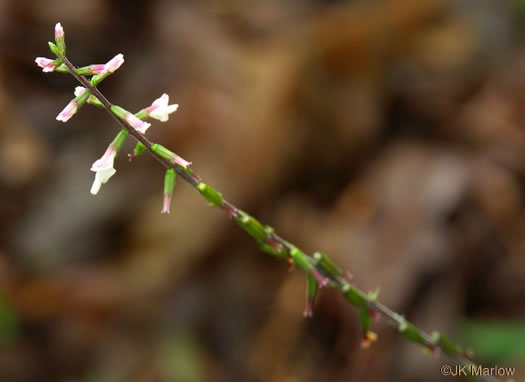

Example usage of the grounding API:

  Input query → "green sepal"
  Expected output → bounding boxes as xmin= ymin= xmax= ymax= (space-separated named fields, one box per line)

xmin=257 ymin=242 xmax=288 ymax=260
xmin=359 ymin=308 xmax=371 ymax=332
xmin=74 ymin=88 xmax=91 ymax=107
xmin=134 ymin=108 xmax=149 ymax=120
xmin=197 ymin=182 xmax=224 ymax=208
xmin=289 ymin=247 xmax=313 ymax=272
xmin=164 ymin=168 xmax=176 ymax=195
xmin=234 ymin=211 xmax=267 ymax=241
xmin=341 ymin=283 xmax=368 ymax=310
xmin=48 ymin=41 xmax=59 ymax=55
xmin=134 ymin=142 xmax=146 ymax=157
xmin=110 ymin=105 xmax=128 ymax=120
xmin=110 ymin=129 xmax=129 ymax=153
xmin=313 ymin=252 xmax=343 ymax=278
xmin=86 ymin=95 xmax=103 ymax=108
xmin=306 ymin=273 xmax=318 ymax=299
xmin=434 ymin=331 xmax=461 ymax=356
xmin=399 ymin=322 xmax=426 ymax=346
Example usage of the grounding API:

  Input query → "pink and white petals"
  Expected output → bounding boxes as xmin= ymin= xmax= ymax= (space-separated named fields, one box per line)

xmin=103 ymin=54 xmax=124 ymax=74
xmin=56 ymin=100 xmax=79 ymax=122
xmin=147 ymin=93 xmax=179 ymax=122
xmin=35 ymin=57 xmax=57 ymax=72
xmin=125 ymin=113 xmax=151 ymax=134
xmin=90 ymin=146 xmax=117 ymax=195
xmin=161 ymin=193 xmax=172 ymax=214
xmin=170 ymin=153 xmax=192 ymax=169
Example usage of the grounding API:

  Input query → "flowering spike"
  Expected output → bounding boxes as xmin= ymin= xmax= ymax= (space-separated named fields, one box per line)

xmin=304 ymin=273 xmax=318 ymax=318
xmin=35 ymin=57 xmax=58 ymax=73
xmin=90 ymin=129 xmax=128 ymax=195
xmin=55 ymin=23 xmax=65 ymax=55
xmin=161 ymin=169 xmax=176 ymax=214
xmin=145 ymin=94 xmax=179 ymax=122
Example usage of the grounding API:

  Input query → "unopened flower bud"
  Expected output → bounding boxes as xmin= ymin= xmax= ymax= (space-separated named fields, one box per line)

xmin=55 ymin=23 xmax=65 ymax=55
xmin=35 ymin=57 xmax=58 ymax=72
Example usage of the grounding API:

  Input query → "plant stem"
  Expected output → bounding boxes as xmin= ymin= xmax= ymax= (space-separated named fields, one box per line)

xmin=56 ymin=53 xmax=502 ymax=382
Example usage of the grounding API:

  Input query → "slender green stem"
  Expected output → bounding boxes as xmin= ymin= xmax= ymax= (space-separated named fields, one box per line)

xmin=55 ymin=53 xmax=503 ymax=382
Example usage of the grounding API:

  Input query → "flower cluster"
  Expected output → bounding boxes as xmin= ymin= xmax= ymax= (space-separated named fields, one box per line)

xmin=36 ymin=23 xmax=185 ymax=211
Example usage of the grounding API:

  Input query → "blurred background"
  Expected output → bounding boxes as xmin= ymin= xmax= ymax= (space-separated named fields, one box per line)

xmin=1 ymin=0 xmax=525 ymax=381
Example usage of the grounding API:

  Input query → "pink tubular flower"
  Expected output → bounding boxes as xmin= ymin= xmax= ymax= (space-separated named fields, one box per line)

xmin=56 ymin=100 xmax=79 ymax=122
xmin=125 ymin=113 xmax=151 ymax=134
xmin=90 ymin=146 xmax=117 ymax=195
xmin=103 ymin=54 xmax=124 ymax=74
xmin=35 ymin=57 xmax=57 ymax=72
xmin=146 ymin=94 xmax=179 ymax=122
xmin=170 ymin=153 xmax=192 ymax=169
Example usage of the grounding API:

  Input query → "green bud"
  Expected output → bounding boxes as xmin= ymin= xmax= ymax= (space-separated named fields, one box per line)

xmin=197 ymin=182 xmax=224 ymax=208
xmin=306 ymin=273 xmax=318 ymax=299
xmin=289 ymin=247 xmax=313 ymax=272
xmin=313 ymin=252 xmax=344 ymax=278
xmin=341 ymin=283 xmax=368 ymax=309
xmin=257 ymin=242 xmax=288 ymax=260
xmin=399 ymin=322 xmax=426 ymax=346
xmin=48 ymin=41 xmax=59 ymax=56
xmin=435 ymin=331 xmax=461 ymax=356
xmin=235 ymin=212 xmax=267 ymax=240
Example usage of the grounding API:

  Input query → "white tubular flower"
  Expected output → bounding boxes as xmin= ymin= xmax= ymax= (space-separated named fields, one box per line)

xmin=146 ymin=93 xmax=179 ymax=122
xmin=90 ymin=146 xmax=117 ymax=195
xmin=35 ymin=57 xmax=57 ymax=72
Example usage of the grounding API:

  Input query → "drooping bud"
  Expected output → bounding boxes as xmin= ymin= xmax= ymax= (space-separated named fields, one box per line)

xmin=129 ymin=142 xmax=146 ymax=161
xmin=90 ymin=129 xmax=128 ymax=195
xmin=55 ymin=23 xmax=65 ymax=55
xmin=151 ymin=144 xmax=192 ymax=169
xmin=161 ymin=169 xmax=176 ymax=214
xmin=56 ymin=87 xmax=90 ymax=122
xmin=304 ymin=273 xmax=318 ymax=318
xmin=111 ymin=105 xmax=151 ymax=133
